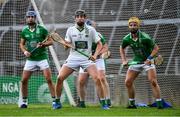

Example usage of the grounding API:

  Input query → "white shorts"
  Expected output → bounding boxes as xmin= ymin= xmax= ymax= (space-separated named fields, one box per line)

xmin=23 ymin=59 xmax=50 ymax=71
xmin=79 ymin=58 xmax=105 ymax=73
xmin=64 ymin=59 xmax=95 ymax=71
xmin=128 ymin=64 xmax=155 ymax=72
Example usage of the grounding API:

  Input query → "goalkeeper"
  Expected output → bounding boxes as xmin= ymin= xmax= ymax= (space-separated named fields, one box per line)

xmin=119 ymin=16 xmax=163 ymax=109
xmin=76 ymin=19 xmax=111 ymax=108
xmin=19 ymin=10 xmax=55 ymax=108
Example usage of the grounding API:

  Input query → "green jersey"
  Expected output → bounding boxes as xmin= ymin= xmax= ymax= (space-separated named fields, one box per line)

xmin=121 ymin=31 xmax=155 ymax=63
xmin=21 ymin=24 xmax=49 ymax=61
xmin=92 ymin=32 xmax=106 ymax=54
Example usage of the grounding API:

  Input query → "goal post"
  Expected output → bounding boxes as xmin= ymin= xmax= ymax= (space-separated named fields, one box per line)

xmin=31 ymin=0 xmax=75 ymax=106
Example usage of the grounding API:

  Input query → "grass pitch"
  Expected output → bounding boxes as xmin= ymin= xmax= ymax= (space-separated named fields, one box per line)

xmin=0 ymin=104 xmax=180 ymax=116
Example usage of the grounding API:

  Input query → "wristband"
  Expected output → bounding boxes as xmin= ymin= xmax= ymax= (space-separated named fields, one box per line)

xmin=147 ymin=55 xmax=153 ymax=60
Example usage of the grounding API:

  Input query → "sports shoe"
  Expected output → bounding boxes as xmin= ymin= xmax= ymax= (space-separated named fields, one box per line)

xmin=52 ymin=102 xmax=62 ymax=109
xmin=78 ymin=101 xmax=86 ymax=108
xmin=106 ymin=99 xmax=112 ymax=107
xmin=156 ymin=100 xmax=164 ymax=109
xmin=127 ymin=105 xmax=137 ymax=109
xmin=102 ymin=104 xmax=110 ymax=110
xmin=20 ymin=103 xmax=28 ymax=108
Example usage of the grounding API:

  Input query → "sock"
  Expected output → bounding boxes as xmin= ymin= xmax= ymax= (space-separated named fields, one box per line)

xmin=55 ymin=98 xmax=60 ymax=103
xmin=80 ymin=101 xmax=85 ymax=103
xmin=106 ymin=99 xmax=111 ymax=105
xmin=80 ymin=101 xmax=85 ymax=105
xmin=52 ymin=96 xmax=56 ymax=102
xmin=129 ymin=98 xmax=135 ymax=106
xmin=156 ymin=98 xmax=162 ymax=101
xmin=22 ymin=97 xmax=27 ymax=103
xmin=100 ymin=99 xmax=106 ymax=106
xmin=156 ymin=99 xmax=163 ymax=108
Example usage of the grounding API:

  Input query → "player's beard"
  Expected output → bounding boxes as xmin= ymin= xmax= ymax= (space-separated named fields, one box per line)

xmin=77 ymin=22 xmax=84 ymax=27
xmin=27 ymin=21 xmax=36 ymax=26
xmin=130 ymin=28 xmax=138 ymax=34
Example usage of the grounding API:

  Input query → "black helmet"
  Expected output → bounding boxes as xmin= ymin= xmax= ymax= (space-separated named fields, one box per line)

xmin=75 ymin=9 xmax=86 ymax=17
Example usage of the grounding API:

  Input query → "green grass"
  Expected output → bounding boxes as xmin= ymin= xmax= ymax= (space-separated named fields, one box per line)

xmin=0 ymin=104 xmax=180 ymax=116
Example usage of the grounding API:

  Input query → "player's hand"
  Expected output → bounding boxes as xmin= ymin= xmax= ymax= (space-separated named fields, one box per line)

xmin=63 ymin=44 xmax=70 ymax=50
xmin=37 ymin=42 xmax=45 ymax=48
xmin=24 ymin=51 xmax=31 ymax=57
xmin=122 ymin=60 xmax=128 ymax=68
xmin=144 ymin=59 xmax=151 ymax=65
xmin=101 ymin=51 xmax=111 ymax=59
xmin=89 ymin=55 xmax=96 ymax=61
xmin=63 ymin=42 xmax=72 ymax=50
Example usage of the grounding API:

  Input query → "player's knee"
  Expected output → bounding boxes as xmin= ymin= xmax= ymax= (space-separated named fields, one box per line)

xmin=21 ymin=79 xmax=28 ymax=85
xmin=125 ymin=79 xmax=133 ymax=88
xmin=94 ymin=78 xmax=101 ymax=85
xmin=100 ymin=77 xmax=105 ymax=83
xmin=79 ymin=80 xmax=85 ymax=86
xmin=46 ymin=78 xmax=53 ymax=84
xmin=57 ymin=75 xmax=64 ymax=83
xmin=150 ymin=79 xmax=157 ymax=87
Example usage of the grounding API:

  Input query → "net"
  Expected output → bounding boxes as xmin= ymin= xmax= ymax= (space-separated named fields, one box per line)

xmin=0 ymin=0 xmax=75 ymax=105
xmin=0 ymin=0 xmax=180 ymax=106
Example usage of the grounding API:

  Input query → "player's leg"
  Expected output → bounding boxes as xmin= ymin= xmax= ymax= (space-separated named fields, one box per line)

xmin=42 ymin=68 xmax=55 ymax=97
xmin=39 ymin=59 xmax=56 ymax=106
xmin=77 ymin=70 xmax=89 ymax=108
xmin=20 ymin=70 xmax=32 ymax=108
xmin=98 ymin=70 xmax=111 ymax=107
xmin=147 ymin=68 xmax=163 ymax=109
xmin=125 ymin=68 xmax=139 ymax=108
xmin=19 ymin=60 xmax=35 ymax=108
xmin=86 ymin=64 xmax=109 ymax=109
xmin=96 ymin=59 xmax=111 ymax=107
xmin=54 ymin=65 xmax=74 ymax=109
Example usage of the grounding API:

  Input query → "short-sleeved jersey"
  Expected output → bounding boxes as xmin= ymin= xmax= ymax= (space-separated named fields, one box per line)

xmin=21 ymin=24 xmax=49 ymax=61
xmin=121 ymin=31 xmax=155 ymax=62
xmin=91 ymin=32 xmax=106 ymax=54
xmin=65 ymin=24 xmax=100 ymax=60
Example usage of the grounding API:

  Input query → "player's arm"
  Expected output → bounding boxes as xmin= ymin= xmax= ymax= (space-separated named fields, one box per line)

xmin=144 ymin=44 xmax=159 ymax=65
xmin=97 ymin=33 xmax=108 ymax=54
xmin=63 ymin=41 xmax=72 ymax=50
xmin=119 ymin=38 xmax=129 ymax=65
xmin=148 ymin=44 xmax=159 ymax=58
xmin=144 ymin=37 xmax=159 ymax=64
xmin=37 ymin=27 xmax=53 ymax=48
xmin=37 ymin=35 xmax=53 ymax=48
xmin=19 ymin=38 xmax=31 ymax=57
xmin=90 ymin=40 xmax=103 ymax=61
xmin=119 ymin=46 xmax=128 ymax=65
xmin=100 ymin=43 xmax=108 ymax=54
xmin=63 ymin=28 xmax=72 ymax=49
xmin=98 ymin=33 xmax=110 ymax=58
xmin=100 ymin=43 xmax=111 ymax=59
xmin=90 ymin=28 xmax=103 ymax=60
